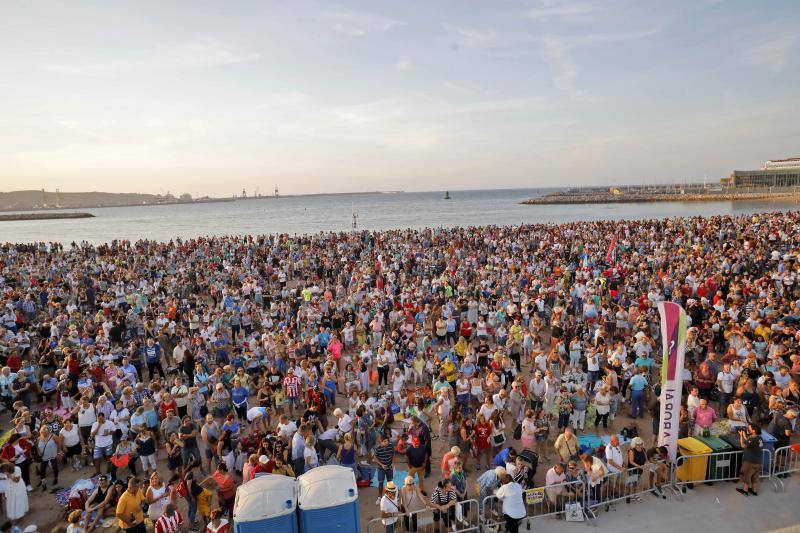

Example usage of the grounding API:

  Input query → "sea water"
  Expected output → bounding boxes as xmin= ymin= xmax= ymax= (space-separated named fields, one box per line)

xmin=0 ymin=188 xmax=796 ymax=244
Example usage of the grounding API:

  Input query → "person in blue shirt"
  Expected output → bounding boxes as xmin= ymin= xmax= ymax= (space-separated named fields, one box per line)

xmin=40 ymin=374 xmax=58 ymax=404
xmin=144 ymin=338 xmax=165 ymax=380
xmin=215 ymin=339 xmax=229 ymax=365
xmin=120 ymin=357 xmax=138 ymax=383
xmin=230 ymin=379 xmax=249 ymax=420
xmin=629 ymin=369 xmax=649 ymax=419
xmin=492 ymin=447 xmax=518 ymax=467
xmin=634 ymin=354 xmax=652 ymax=371
xmin=460 ymin=359 xmax=476 ymax=378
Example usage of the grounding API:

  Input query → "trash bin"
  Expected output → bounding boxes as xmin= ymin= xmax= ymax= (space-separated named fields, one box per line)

xmin=696 ymin=435 xmax=734 ymax=481
xmin=720 ymin=432 xmax=743 ymax=480
xmin=761 ymin=430 xmax=777 ymax=474
xmin=676 ymin=437 xmax=712 ymax=483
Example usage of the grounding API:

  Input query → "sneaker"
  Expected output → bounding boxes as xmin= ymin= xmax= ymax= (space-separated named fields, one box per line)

xmin=375 ymin=498 xmax=381 ymax=505
xmin=26 ymin=485 xmax=33 ymax=492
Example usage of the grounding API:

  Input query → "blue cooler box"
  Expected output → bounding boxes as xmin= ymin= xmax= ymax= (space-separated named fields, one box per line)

xmin=761 ymin=430 xmax=777 ymax=473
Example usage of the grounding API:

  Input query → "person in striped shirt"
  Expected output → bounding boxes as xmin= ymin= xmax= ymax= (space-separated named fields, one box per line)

xmin=154 ymin=503 xmax=183 ymax=533
xmin=429 ymin=478 xmax=458 ymax=530
xmin=283 ymin=368 xmax=301 ymax=416
xmin=372 ymin=434 xmax=395 ymax=500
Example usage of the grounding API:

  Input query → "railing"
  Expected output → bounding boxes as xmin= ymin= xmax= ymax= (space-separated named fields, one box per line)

xmin=521 ymin=479 xmax=585 ymax=527
xmin=584 ymin=462 xmax=670 ymax=524
xmin=366 ymin=498 xmax=479 ymax=533
xmin=474 ymin=447 xmax=797 ymax=530
xmin=481 ymin=494 xmax=504 ymax=531
xmin=772 ymin=445 xmax=800 ymax=491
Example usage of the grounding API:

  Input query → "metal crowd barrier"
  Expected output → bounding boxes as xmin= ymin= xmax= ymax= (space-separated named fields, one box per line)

xmin=481 ymin=495 xmax=504 ymax=531
xmin=671 ymin=449 xmax=782 ymax=498
xmin=584 ymin=462 xmax=670 ymax=524
xmin=772 ymin=445 xmax=800 ymax=491
xmin=521 ymin=479 xmax=585 ymax=527
xmin=366 ymin=499 xmax=479 ymax=533
xmin=482 ymin=480 xmax=587 ymax=530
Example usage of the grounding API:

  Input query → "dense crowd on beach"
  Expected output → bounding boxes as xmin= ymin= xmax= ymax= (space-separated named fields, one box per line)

xmin=0 ymin=211 xmax=799 ymax=533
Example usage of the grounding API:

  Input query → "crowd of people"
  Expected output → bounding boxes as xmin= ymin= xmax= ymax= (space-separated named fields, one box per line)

xmin=0 ymin=211 xmax=798 ymax=533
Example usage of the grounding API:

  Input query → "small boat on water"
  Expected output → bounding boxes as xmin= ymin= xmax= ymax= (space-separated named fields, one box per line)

xmin=444 ymin=191 xmax=451 ymax=200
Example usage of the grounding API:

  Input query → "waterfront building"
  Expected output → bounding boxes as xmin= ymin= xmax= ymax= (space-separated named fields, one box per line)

xmin=730 ymin=156 xmax=800 ymax=187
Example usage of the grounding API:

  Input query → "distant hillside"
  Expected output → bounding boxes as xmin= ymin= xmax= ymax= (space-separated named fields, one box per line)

xmin=0 ymin=190 xmax=184 ymax=210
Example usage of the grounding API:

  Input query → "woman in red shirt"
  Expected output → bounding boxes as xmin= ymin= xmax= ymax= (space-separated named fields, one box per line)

xmin=473 ymin=413 xmax=494 ymax=470
xmin=159 ymin=393 xmax=179 ymax=420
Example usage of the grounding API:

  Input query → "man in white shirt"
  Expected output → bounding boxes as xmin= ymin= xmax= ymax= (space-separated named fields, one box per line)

xmin=379 ymin=482 xmax=402 ymax=530
xmin=605 ymin=435 xmax=624 ymax=474
xmin=291 ymin=425 xmax=309 ymax=475
xmin=90 ymin=412 xmax=116 ymax=475
xmin=528 ymin=372 xmax=546 ymax=411
xmin=495 ymin=474 xmax=526 ymax=533
xmin=277 ymin=414 xmax=298 ymax=439
xmin=716 ymin=363 xmax=736 ymax=412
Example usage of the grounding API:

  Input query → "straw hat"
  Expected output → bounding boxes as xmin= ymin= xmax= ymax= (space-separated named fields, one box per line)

xmin=385 ymin=481 xmax=397 ymax=492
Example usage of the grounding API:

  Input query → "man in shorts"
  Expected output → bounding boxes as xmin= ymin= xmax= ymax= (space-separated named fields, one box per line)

xmin=91 ymin=411 xmax=116 ymax=475
xmin=736 ymin=423 xmax=763 ymax=496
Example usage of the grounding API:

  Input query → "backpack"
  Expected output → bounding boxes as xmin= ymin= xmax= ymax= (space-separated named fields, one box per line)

xmin=621 ymin=425 xmax=639 ymax=440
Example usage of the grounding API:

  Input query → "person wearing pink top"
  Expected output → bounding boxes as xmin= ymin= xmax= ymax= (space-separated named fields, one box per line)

xmin=693 ymin=399 xmax=717 ymax=436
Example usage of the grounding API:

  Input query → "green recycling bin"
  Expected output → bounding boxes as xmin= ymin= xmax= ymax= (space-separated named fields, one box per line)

xmin=696 ymin=435 xmax=734 ymax=481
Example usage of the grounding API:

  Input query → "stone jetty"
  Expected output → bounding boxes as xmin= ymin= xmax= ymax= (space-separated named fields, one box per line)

xmin=522 ymin=190 xmax=800 ymax=205
xmin=0 ymin=212 xmax=95 ymax=221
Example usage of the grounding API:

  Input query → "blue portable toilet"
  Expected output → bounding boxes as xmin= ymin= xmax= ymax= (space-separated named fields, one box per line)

xmin=233 ymin=474 xmax=298 ymax=533
xmin=297 ymin=465 xmax=360 ymax=533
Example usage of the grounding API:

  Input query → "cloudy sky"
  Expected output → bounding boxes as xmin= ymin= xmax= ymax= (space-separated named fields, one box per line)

xmin=1 ymin=0 xmax=798 ymax=196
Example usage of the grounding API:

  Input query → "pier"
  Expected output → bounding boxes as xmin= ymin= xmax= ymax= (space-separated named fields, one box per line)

xmin=0 ymin=212 xmax=95 ymax=221
xmin=522 ymin=184 xmax=800 ymax=205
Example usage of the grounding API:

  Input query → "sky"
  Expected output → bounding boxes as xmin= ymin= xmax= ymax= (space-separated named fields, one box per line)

xmin=1 ymin=0 xmax=799 ymax=197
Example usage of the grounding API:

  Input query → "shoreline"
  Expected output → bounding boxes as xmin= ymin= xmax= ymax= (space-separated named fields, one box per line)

xmin=521 ymin=191 xmax=800 ymax=205
xmin=0 ymin=212 xmax=94 ymax=221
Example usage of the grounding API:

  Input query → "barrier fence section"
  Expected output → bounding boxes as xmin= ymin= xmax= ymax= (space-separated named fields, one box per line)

xmin=481 ymin=495 xmax=504 ymax=531
xmin=773 ymin=445 xmax=800 ymax=491
xmin=371 ymin=450 xmax=794 ymax=532
xmin=584 ymin=461 xmax=671 ymax=524
xmin=482 ymin=479 xmax=587 ymax=529
xmin=367 ymin=499 xmax=479 ymax=533
xmin=522 ymin=479 xmax=585 ymax=527
xmin=671 ymin=449 xmax=784 ymax=498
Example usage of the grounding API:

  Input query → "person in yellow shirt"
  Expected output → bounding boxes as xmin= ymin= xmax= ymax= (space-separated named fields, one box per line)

xmin=509 ymin=320 xmax=523 ymax=343
xmin=116 ymin=477 xmax=146 ymax=533
xmin=442 ymin=358 xmax=458 ymax=387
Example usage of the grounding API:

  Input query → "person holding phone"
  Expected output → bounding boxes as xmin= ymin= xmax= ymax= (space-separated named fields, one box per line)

xmin=90 ymin=411 xmax=116 ymax=476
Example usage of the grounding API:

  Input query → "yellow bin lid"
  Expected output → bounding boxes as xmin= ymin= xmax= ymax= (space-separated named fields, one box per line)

xmin=677 ymin=437 xmax=712 ymax=455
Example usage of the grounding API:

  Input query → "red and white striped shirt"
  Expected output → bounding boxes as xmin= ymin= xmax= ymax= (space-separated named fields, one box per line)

xmin=283 ymin=375 xmax=300 ymax=397
xmin=154 ymin=511 xmax=183 ymax=533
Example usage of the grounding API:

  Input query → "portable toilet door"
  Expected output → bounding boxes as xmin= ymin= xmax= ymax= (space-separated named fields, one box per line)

xmin=233 ymin=474 xmax=298 ymax=533
xmin=297 ymin=465 xmax=360 ymax=533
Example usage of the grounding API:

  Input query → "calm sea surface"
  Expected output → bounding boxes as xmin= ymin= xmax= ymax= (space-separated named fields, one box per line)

xmin=1 ymin=188 xmax=798 ymax=244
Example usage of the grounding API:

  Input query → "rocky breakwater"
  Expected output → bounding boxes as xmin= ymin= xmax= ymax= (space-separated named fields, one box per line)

xmin=521 ymin=190 xmax=800 ymax=205
xmin=0 ymin=212 xmax=95 ymax=221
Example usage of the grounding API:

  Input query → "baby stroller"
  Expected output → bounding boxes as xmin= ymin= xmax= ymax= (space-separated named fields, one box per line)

xmin=519 ymin=449 xmax=539 ymax=483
